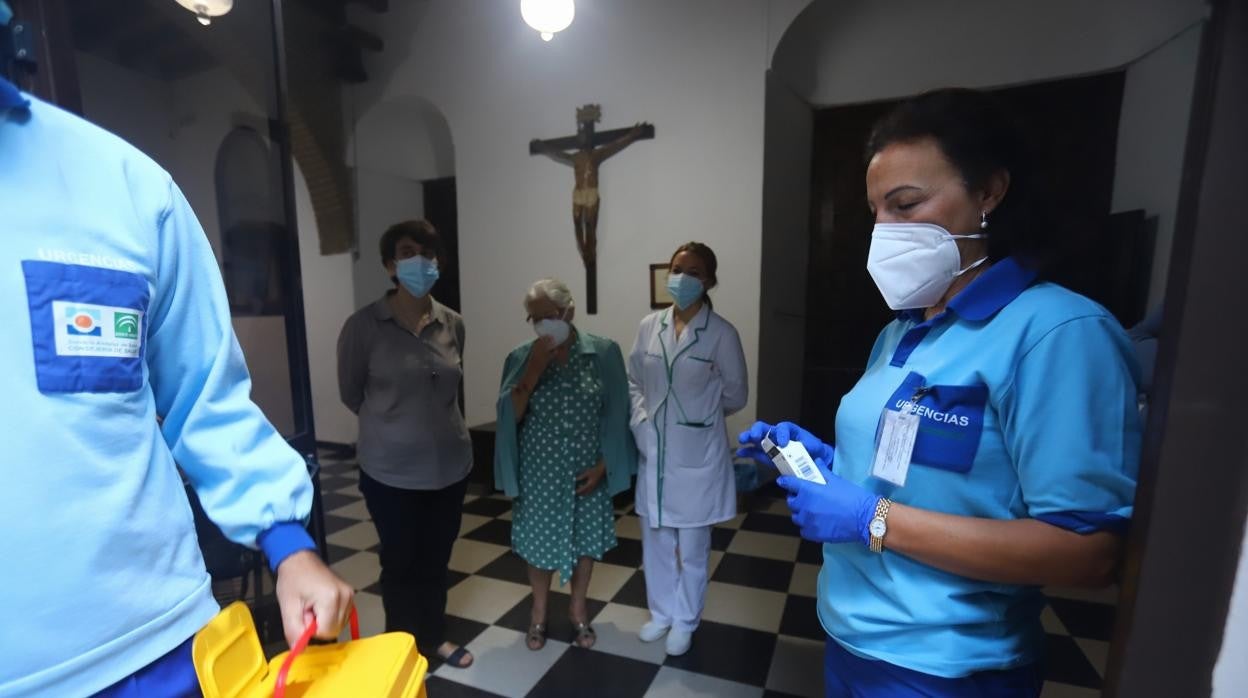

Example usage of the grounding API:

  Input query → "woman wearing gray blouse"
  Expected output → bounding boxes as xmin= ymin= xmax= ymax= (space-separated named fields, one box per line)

xmin=336 ymin=220 xmax=474 ymax=669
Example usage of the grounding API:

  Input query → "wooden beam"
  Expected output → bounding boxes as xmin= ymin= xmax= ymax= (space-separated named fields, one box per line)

xmin=71 ymin=1 xmax=168 ymax=53
xmin=346 ymin=0 xmax=389 ymax=13
xmin=116 ymin=26 xmax=182 ymax=67
xmin=340 ymin=24 xmax=382 ymax=52
xmin=156 ymin=44 xmax=216 ymax=81
xmin=292 ymin=0 xmax=346 ymax=25
xmin=334 ymin=46 xmax=368 ymax=83
xmin=529 ymin=124 xmax=655 ymax=155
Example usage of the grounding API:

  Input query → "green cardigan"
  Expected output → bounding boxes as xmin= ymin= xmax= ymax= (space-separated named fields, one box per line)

xmin=494 ymin=331 xmax=637 ymax=498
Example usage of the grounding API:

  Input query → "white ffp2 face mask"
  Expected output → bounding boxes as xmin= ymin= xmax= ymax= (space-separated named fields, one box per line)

xmin=866 ymin=222 xmax=988 ymax=310
xmin=534 ymin=315 xmax=571 ymax=345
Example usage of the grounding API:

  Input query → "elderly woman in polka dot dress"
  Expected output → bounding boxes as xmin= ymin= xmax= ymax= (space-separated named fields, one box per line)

xmin=495 ymin=279 xmax=637 ymax=651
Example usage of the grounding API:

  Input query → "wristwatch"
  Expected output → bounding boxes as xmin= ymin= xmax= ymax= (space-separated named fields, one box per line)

xmin=868 ymin=498 xmax=892 ymax=553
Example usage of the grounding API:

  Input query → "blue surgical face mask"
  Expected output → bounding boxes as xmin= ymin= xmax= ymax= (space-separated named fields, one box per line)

xmin=666 ymin=273 xmax=705 ymax=310
xmin=394 ymin=256 xmax=439 ymax=298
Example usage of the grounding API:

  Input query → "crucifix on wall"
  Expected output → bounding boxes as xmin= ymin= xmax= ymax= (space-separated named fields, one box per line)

xmin=530 ymin=104 xmax=655 ymax=314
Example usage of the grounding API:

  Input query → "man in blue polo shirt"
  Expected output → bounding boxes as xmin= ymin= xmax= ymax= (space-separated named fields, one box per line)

xmin=0 ymin=27 xmax=352 ymax=698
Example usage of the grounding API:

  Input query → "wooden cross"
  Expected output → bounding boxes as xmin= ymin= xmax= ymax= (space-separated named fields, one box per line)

xmin=530 ymin=104 xmax=655 ymax=314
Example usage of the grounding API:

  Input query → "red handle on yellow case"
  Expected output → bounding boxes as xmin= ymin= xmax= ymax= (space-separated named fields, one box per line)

xmin=273 ymin=605 xmax=359 ymax=698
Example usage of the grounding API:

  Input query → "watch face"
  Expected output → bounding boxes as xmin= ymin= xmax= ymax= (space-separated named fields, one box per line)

xmin=869 ymin=519 xmax=887 ymax=538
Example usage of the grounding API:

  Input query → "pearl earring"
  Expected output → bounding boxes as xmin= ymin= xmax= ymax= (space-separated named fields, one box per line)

xmin=980 ymin=211 xmax=989 ymax=229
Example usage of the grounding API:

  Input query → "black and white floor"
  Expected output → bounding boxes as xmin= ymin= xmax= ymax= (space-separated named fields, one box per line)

xmin=315 ymin=453 xmax=1115 ymax=698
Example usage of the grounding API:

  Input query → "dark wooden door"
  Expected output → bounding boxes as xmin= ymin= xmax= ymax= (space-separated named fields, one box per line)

xmin=423 ymin=176 xmax=462 ymax=313
xmin=802 ymin=73 xmax=1131 ymax=440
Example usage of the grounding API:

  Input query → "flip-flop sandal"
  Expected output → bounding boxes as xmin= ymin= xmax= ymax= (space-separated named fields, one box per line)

xmin=526 ymin=623 xmax=547 ymax=651
xmin=571 ymin=622 xmax=596 ymax=649
xmin=440 ymin=645 xmax=474 ymax=668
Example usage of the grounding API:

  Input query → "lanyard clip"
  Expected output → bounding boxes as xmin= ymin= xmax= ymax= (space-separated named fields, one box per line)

xmin=901 ymin=385 xmax=929 ymax=415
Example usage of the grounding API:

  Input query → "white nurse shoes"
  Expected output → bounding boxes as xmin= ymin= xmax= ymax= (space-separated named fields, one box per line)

xmin=638 ymin=620 xmax=670 ymax=643
xmin=664 ymin=628 xmax=692 ymax=656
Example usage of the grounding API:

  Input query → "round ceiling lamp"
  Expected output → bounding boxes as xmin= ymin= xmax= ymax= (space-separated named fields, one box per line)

xmin=176 ymin=0 xmax=233 ymax=27
xmin=520 ymin=0 xmax=575 ymax=42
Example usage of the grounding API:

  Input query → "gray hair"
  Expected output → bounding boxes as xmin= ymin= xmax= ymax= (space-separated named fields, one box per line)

xmin=524 ymin=278 xmax=575 ymax=312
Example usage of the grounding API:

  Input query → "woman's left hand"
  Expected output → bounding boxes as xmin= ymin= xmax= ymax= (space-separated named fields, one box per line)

xmin=575 ymin=462 xmax=607 ymax=496
xmin=780 ymin=457 xmax=880 ymax=547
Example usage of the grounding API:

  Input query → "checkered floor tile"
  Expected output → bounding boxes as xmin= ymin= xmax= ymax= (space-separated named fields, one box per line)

xmin=315 ymin=453 xmax=1115 ymax=697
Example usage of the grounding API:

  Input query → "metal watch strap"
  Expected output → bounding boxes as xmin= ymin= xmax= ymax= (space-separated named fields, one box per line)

xmin=869 ymin=498 xmax=892 ymax=553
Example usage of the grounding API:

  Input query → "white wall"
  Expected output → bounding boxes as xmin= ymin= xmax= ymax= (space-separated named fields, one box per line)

xmin=1213 ymin=524 xmax=1248 ymax=697
xmin=766 ymin=0 xmax=814 ymax=69
xmin=294 ymin=166 xmax=358 ymax=444
xmin=774 ymin=0 xmax=1208 ymax=107
xmin=350 ymin=97 xmax=455 ymax=182
xmin=353 ymin=168 xmax=424 ymax=309
xmin=349 ymin=96 xmax=458 ymax=312
xmin=1112 ymin=23 xmax=1204 ymax=310
xmin=351 ymin=0 xmax=772 ymax=433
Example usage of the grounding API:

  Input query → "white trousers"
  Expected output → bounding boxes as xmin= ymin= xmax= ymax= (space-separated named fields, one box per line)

xmin=640 ymin=521 xmax=712 ymax=633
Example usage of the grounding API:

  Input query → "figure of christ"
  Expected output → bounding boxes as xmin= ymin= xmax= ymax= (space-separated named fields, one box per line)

xmin=530 ymin=105 xmax=650 ymax=313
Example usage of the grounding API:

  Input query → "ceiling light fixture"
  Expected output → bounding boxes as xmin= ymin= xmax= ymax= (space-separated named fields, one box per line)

xmin=176 ymin=0 xmax=233 ymax=27
xmin=520 ymin=0 xmax=574 ymax=42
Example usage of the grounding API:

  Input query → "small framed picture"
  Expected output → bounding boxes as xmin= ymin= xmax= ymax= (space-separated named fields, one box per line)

xmin=650 ymin=263 xmax=673 ymax=309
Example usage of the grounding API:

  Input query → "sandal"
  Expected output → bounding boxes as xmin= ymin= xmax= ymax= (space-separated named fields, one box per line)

xmin=438 ymin=644 xmax=474 ymax=669
xmin=526 ymin=622 xmax=547 ymax=651
xmin=571 ymin=621 xmax=596 ymax=649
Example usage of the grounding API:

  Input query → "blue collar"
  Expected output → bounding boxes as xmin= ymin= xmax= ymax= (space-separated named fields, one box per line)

xmin=0 ymin=74 xmax=29 ymax=111
xmin=898 ymin=256 xmax=1038 ymax=324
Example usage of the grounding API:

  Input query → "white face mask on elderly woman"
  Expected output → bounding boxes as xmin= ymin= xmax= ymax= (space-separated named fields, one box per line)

xmin=866 ymin=222 xmax=988 ymax=310
xmin=534 ymin=316 xmax=571 ymax=345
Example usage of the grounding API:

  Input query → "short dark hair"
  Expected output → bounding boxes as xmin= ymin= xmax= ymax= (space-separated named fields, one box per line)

xmin=379 ymin=220 xmax=443 ymax=267
xmin=865 ymin=88 xmax=1049 ymax=268
xmin=670 ymin=241 xmax=719 ymax=308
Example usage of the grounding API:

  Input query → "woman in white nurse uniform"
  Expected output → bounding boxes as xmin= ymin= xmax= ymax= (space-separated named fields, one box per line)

xmin=627 ymin=241 xmax=748 ymax=656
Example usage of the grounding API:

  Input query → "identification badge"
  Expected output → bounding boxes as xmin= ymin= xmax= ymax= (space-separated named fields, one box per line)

xmin=870 ymin=400 xmax=921 ymax=487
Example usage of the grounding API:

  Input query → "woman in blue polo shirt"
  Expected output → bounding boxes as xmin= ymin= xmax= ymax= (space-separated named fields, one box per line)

xmin=740 ymin=89 xmax=1139 ymax=697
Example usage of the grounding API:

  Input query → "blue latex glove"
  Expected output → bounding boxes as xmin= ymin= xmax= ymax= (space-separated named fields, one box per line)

xmin=736 ymin=420 xmax=835 ymax=466
xmin=778 ymin=456 xmax=881 ymax=547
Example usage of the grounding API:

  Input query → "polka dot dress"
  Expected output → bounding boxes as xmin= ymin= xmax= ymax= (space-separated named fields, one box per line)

xmin=514 ymin=350 xmax=618 ymax=586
